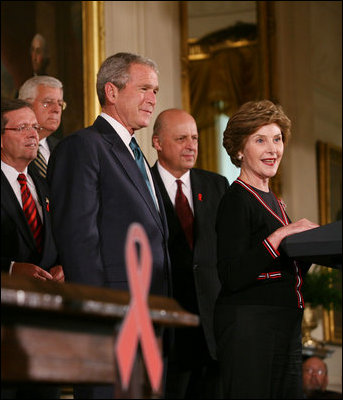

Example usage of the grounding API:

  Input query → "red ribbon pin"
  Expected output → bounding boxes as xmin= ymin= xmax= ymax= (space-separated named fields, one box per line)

xmin=115 ymin=223 xmax=163 ymax=392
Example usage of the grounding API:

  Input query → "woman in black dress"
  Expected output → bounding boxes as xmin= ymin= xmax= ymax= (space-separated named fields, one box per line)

xmin=214 ymin=100 xmax=319 ymax=399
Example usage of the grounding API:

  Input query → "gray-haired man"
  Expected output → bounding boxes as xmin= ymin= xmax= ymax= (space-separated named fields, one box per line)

xmin=18 ymin=75 xmax=66 ymax=177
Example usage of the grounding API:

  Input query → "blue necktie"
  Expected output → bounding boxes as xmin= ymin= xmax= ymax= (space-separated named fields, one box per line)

xmin=129 ymin=137 xmax=157 ymax=208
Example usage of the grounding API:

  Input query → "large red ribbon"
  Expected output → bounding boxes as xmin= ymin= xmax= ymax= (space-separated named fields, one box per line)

xmin=115 ymin=223 xmax=163 ymax=392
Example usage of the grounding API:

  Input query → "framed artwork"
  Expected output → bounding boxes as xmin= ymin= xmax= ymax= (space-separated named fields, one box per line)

xmin=178 ymin=1 xmax=282 ymax=196
xmin=1 ymin=1 xmax=104 ymax=135
xmin=317 ymin=141 xmax=342 ymax=345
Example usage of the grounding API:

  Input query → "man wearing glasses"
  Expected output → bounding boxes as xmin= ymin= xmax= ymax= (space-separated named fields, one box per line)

xmin=1 ymin=97 xmax=63 ymax=398
xmin=302 ymin=356 xmax=342 ymax=399
xmin=18 ymin=75 xmax=66 ymax=178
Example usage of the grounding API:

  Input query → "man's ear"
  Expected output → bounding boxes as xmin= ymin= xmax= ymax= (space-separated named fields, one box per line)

xmin=152 ymin=135 xmax=162 ymax=151
xmin=104 ymin=82 xmax=118 ymax=104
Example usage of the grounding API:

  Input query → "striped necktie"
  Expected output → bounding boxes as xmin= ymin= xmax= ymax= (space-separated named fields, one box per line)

xmin=175 ymin=179 xmax=194 ymax=249
xmin=129 ymin=137 xmax=158 ymax=208
xmin=34 ymin=147 xmax=48 ymax=178
xmin=17 ymin=173 xmax=43 ymax=253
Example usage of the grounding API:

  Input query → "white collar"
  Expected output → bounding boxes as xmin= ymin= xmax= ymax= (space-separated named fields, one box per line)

xmin=100 ymin=112 xmax=133 ymax=149
xmin=1 ymin=160 xmax=28 ymax=185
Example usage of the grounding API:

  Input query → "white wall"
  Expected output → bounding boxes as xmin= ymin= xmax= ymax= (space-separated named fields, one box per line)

xmin=275 ymin=1 xmax=342 ymax=392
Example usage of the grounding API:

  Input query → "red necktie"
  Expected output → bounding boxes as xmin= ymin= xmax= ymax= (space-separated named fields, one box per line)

xmin=175 ymin=179 xmax=194 ymax=249
xmin=17 ymin=173 xmax=43 ymax=253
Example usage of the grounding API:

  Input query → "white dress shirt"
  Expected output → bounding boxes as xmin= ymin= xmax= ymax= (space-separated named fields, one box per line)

xmin=1 ymin=161 xmax=43 ymax=220
xmin=38 ymin=137 xmax=50 ymax=163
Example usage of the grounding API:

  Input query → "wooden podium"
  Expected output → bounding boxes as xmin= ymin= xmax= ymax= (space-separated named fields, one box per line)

xmin=1 ymin=272 xmax=199 ymax=398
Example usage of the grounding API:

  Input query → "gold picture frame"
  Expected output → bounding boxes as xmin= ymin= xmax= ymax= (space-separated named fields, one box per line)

xmin=82 ymin=1 xmax=105 ymax=126
xmin=179 ymin=1 xmax=282 ymax=196
xmin=317 ymin=141 xmax=342 ymax=345
xmin=1 ymin=1 xmax=104 ymax=135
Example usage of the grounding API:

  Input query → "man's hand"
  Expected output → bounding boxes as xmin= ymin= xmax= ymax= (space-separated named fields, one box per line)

xmin=49 ymin=265 xmax=65 ymax=282
xmin=11 ymin=262 xmax=53 ymax=281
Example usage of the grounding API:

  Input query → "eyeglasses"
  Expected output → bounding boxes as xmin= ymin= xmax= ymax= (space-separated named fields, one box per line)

xmin=40 ymin=99 xmax=67 ymax=111
xmin=304 ymin=368 xmax=326 ymax=376
xmin=4 ymin=124 xmax=43 ymax=133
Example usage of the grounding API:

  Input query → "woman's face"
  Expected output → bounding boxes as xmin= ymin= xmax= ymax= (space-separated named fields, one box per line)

xmin=239 ymin=123 xmax=284 ymax=182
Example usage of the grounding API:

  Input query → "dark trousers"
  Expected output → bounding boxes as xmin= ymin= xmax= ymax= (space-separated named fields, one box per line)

xmin=165 ymin=358 xmax=223 ymax=399
xmin=165 ymin=326 xmax=223 ymax=399
xmin=215 ymin=304 xmax=303 ymax=399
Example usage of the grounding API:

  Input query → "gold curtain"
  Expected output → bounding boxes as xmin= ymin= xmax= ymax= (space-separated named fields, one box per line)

xmin=190 ymin=43 xmax=260 ymax=172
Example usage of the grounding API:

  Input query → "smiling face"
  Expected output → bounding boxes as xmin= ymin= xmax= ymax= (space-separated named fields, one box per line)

xmin=238 ymin=123 xmax=284 ymax=190
xmin=108 ymin=63 xmax=159 ymax=133
xmin=1 ymin=107 xmax=39 ymax=171
xmin=153 ymin=109 xmax=198 ymax=178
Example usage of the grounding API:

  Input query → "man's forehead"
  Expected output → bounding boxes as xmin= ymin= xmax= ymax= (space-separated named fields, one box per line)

xmin=36 ymin=85 xmax=63 ymax=96
xmin=31 ymin=38 xmax=43 ymax=49
xmin=5 ymin=107 xmax=36 ymax=121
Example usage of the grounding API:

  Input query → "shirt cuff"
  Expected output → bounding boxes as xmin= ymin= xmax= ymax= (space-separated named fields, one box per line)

xmin=263 ymin=238 xmax=280 ymax=259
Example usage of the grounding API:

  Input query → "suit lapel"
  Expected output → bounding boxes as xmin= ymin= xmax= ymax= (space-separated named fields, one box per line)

xmin=190 ymin=170 xmax=203 ymax=217
xmin=151 ymin=164 xmax=176 ymax=218
xmin=1 ymin=171 xmax=37 ymax=251
xmin=151 ymin=163 xmax=188 ymax=245
xmin=47 ymin=135 xmax=60 ymax=153
xmin=93 ymin=117 xmax=164 ymax=232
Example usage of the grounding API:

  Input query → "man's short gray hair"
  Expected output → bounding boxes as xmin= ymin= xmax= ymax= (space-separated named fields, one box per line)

xmin=96 ymin=52 xmax=159 ymax=106
xmin=18 ymin=75 xmax=63 ymax=101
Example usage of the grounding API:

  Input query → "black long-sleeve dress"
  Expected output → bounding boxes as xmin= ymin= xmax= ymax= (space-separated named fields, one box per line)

xmin=214 ymin=178 xmax=311 ymax=399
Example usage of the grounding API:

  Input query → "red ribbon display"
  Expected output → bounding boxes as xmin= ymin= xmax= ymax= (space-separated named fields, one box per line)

xmin=115 ymin=223 xmax=163 ymax=392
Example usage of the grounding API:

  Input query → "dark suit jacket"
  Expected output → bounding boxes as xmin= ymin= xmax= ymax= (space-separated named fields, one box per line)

xmin=152 ymin=163 xmax=229 ymax=360
xmin=46 ymin=134 xmax=60 ymax=153
xmin=47 ymin=116 xmax=171 ymax=297
xmin=1 ymin=165 xmax=59 ymax=272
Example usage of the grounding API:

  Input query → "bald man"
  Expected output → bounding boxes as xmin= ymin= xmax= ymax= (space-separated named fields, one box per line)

xmin=302 ymin=356 xmax=341 ymax=399
xmin=152 ymin=108 xmax=229 ymax=398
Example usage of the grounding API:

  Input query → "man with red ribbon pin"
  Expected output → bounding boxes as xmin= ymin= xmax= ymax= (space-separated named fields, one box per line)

xmin=152 ymin=108 xmax=229 ymax=399
xmin=1 ymin=98 xmax=64 ymax=398
xmin=47 ymin=53 xmax=171 ymax=399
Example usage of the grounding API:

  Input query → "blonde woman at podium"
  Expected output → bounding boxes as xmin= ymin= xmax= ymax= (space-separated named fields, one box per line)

xmin=214 ymin=100 xmax=319 ymax=399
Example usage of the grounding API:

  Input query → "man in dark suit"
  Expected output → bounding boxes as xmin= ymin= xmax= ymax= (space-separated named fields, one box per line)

xmin=18 ymin=75 xmax=65 ymax=178
xmin=47 ymin=53 xmax=171 ymax=399
xmin=1 ymin=98 xmax=63 ymax=398
xmin=151 ymin=108 xmax=229 ymax=398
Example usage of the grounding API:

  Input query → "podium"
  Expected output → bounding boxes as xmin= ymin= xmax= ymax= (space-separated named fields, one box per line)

xmin=1 ymin=273 xmax=199 ymax=398
xmin=281 ymin=220 xmax=342 ymax=268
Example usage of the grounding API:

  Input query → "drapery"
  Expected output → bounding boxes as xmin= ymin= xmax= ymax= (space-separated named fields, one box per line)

xmin=190 ymin=42 xmax=260 ymax=172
